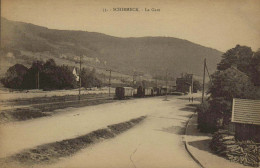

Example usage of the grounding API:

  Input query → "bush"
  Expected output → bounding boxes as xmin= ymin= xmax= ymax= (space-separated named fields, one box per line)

xmin=193 ymin=80 xmax=201 ymax=93
xmin=197 ymin=101 xmax=218 ymax=133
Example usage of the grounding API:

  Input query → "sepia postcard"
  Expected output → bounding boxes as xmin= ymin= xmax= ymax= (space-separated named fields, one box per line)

xmin=0 ymin=0 xmax=260 ymax=168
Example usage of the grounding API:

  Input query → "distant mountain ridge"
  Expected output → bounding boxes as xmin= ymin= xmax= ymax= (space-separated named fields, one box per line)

xmin=0 ymin=17 xmax=223 ymax=79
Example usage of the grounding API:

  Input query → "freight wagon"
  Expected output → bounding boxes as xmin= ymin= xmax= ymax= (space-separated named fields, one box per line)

xmin=153 ymin=87 xmax=161 ymax=96
xmin=135 ymin=86 xmax=154 ymax=97
xmin=144 ymin=87 xmax=153 ymax=96
xmin=115 ymin=87 xmax=134 ymax=99
xmin=136 ymin=86 xmax=145 ymax=97
xmin=160 ymin=87 xmax=167 ymax=95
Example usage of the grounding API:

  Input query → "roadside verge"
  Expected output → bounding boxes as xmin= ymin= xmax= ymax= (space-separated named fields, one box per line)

xmin=0 ymin=116 xmax=146 ymax=167
xmin=184 ymin=113 xmax=204 ymax=168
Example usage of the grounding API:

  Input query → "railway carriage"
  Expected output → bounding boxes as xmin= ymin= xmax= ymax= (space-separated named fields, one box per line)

xmin=136 ymin=86 xmax=154 ymax=97
xmin=115 ymin=87 xmax=134 ymax=99
xmin=153 ymin=87 xmax=161 ymax=96
xmin=136 ymin=86 xmax=145 ymax=97
xmin=160 ymin=87 xmax=167 ymax=95
xmin=144 ymin=87 xmax=154 ymax=96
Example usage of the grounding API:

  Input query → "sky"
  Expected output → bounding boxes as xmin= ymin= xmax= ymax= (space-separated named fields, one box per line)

xmin=1 ymin=0 xmax=260 ymax=52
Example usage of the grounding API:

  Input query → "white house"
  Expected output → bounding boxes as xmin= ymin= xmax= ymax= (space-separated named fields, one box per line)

xmin=72 ymin=67 xmax=79 ymax=81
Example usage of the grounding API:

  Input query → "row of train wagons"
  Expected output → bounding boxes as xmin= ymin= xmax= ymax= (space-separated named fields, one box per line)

xmin=115 ymin=86 xmax=169 ymax=99
xmin=136 ymin=86 xmax=168 ymax=97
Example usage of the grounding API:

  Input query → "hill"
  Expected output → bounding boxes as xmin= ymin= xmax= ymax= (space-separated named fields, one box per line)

xmin=0 ymin=17 xmax=222 ymax=81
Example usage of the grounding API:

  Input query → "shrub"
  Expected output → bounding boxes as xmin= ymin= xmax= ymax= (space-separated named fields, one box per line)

xmin=197 ymin=101 xmax=218 ymax=133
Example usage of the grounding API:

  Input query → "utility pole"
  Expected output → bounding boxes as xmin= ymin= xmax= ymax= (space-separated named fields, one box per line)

xmin=78 ymin=55 xmax=82 ymax=101
xmin=106 ymin=69 xmax=112 ymax=97
xmin=38 ymin=71 xmax=40 ymax=89
xmin=164 ymin=69 xmax=168 ymax=101
xmin=102 ymin=74 xmax=105 ymax=86
xmin=36 ymin=72 xmax=37 ymax=89
xmin=121 ymin=74 xmax=123 ymax=87
xmin=140 ymin=76 xmax=143 ymax=87
xmin=202 ymin=58 xmax=206 ymax=103
xmin=132 ymin=72 xmax=136 ymax=87
xmin=190 ymin=74 xmax=193 ymax=102
xmin=155 ymin=73 xmax=158 ymax=88
xmin=191 ymin=74 xmax=193 ymax=94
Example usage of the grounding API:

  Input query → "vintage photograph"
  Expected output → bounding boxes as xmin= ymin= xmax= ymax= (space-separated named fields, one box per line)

xmin=0 ymin=0 xmax=260 ymax=167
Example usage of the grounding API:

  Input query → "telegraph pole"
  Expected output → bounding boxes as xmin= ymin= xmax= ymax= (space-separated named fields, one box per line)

xmin=121 ymin=74 xmax=123 ymax=87
xmin=38 ymin=71 xmax=40 ymax=89
xmin=191 ymin=74 xmax=193 ymax=102
xmin=78 ymin=55 xmax=82 ymax=101
xmin=164 ymin=69 xmax=168 ymax=101
xmin=106 ymin=69 xmax=112 ymax=97
xmin=191 ymin=74 xmax=193 ymax=93
xmin=155 ymin=73 xmax=158 ymax=88
xmin=36 ymin=72 xmax=38 ymax=89
xmin=132 ymin=72 xmax=136 ymax=87
xmin=202 ymin=58 xmax=206 ymax=103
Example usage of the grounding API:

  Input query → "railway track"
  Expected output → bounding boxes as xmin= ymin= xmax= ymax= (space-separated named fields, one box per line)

xmin=0 ymin=94 xmax=116 ymax=122
xmin=0 ymin=94 xmax=115 ymax=107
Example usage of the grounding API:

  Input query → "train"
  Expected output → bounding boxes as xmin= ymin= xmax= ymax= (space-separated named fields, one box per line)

xmin=115 ymin=87 xmax=134 ymax=99
xmin=115 ymin=86 xmax=176 ymax=99
xmin=136 ymin=86 xmax=154 ymax=97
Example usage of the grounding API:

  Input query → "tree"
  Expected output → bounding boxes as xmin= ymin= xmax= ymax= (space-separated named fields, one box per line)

xmin=31 ymin=60 xmax=44 ymax=73
xmin=20 ymin=60 xmax=77 ymax=90
xmin=21 ymin=61 xmax=44 ymax=89
xmin=193 ymin=80 xmax=201 ymax=92
xmin=40 ymin=61 xmax=77 ymax=90
xmin=1 ymin=64 xmax=28 ymax=89
xmin=217 ymin=45 xmax=253 ymax=75
xmin=44 ymin=59 xmax=56 ymax=69
xmin=56 ymin=65 xmax=77 ymax=89
xmin=209 ymin=68 xmax=256 ymax=101
xmin=81 ymin=68 xmax=102 ymax=88
xmin=207 ymin=68 xmax=256 ymax=126
xmin=199 ymin=45 xmax=258 ymax=132
xmin=250 ymin=49 xmax=260 ymax=86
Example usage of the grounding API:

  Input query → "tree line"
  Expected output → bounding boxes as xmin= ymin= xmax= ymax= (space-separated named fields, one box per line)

xmin=1 ymin=59 xmax=102 ymax=90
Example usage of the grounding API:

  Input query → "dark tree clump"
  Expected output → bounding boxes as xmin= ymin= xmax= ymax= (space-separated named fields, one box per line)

xmin=1 ymin=64 xmax=28 ymax=89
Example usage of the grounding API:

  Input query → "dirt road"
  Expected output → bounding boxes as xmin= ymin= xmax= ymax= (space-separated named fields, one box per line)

xmin=1 ymin=94 xmax=201 ymax=168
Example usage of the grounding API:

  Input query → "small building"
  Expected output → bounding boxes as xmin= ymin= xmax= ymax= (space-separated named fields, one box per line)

xmin=176 ymin=77 xmax=191 ymax=93
xmin=232 ymin=98 xmax=260 ymax=142
xmin=176 ymin=73 xmax=193 ymax=93
xmin=72 ymin=67 xmax=79 ymax=82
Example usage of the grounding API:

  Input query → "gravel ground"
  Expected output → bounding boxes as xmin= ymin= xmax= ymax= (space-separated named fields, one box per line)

xmin=0 ymin=93 xmax=202 ymax=168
